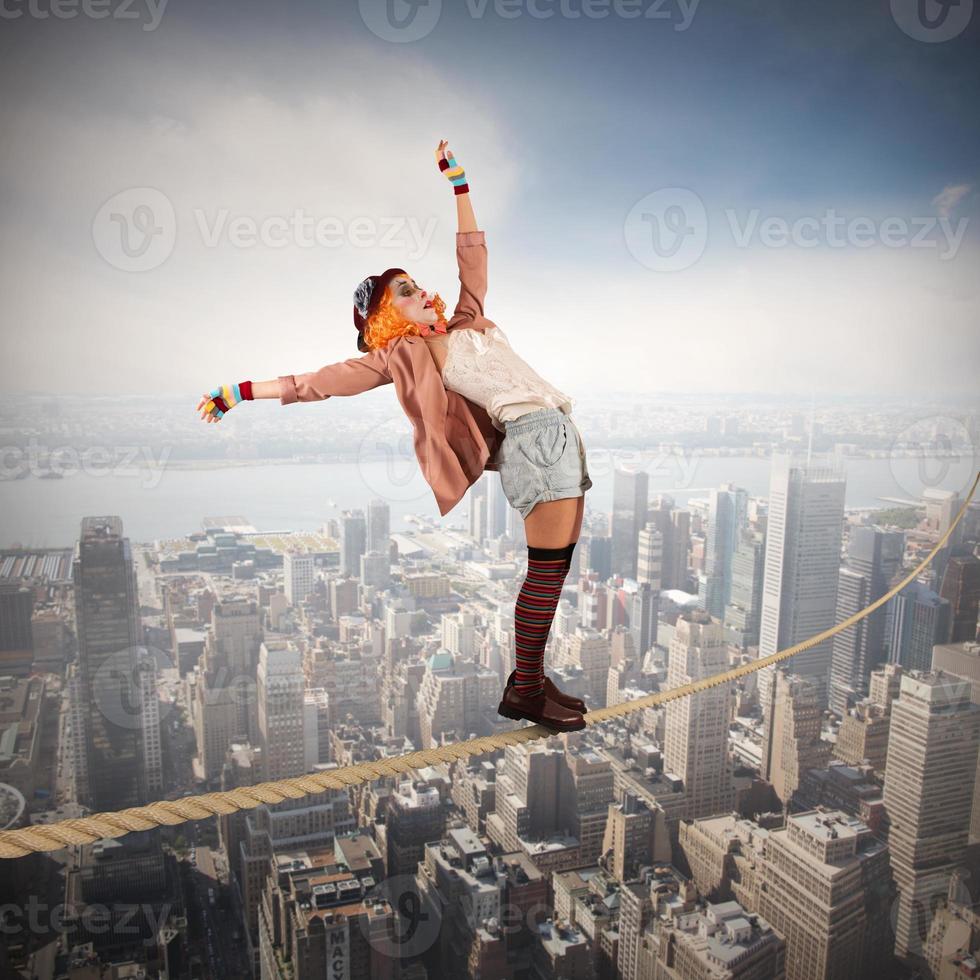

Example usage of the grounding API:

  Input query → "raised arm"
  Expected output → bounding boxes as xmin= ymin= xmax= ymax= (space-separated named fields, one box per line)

xmin=435 ymin=140 xmax=490 ymax=328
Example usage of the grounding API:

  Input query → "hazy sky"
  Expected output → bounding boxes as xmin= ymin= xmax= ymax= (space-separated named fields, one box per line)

xmin=1 ymin=0 xmax=978 ymax=400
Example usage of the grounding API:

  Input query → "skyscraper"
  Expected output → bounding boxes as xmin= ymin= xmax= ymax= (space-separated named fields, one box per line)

xmin=636 ymin=523 xmax=664 ymax=588
xmin=339 ymin=509 xmax=366 ymax=577
xmin=256 ymin=639 xmax=306 ymax=781
xmin=72 ymin=516 xmax=150 ymax=812
xmin=366 ymin=497 xmax=390 ymax=556
xmin=704 ymin=483 xmax=749 ymax=621
xmin=761 ymin=668 xmax=832 ymax=807
xmin=829 ymin=525 xmax=904 ymax=716
xmin=882 ymin=670 xmax=980 ymax=960
xmin=611 ymin=468 xmax=649 ymax=580
xmin=724 ymin=527 xmax=766 ymax=650
xmin=887 ymin=580 xmax=951 ymax=672
xmin=283 ymin=551 xmax=315 ymax=605
xmin=758 ymin=454 xmax=846 ymax=711
xmin=663 ymin=609 xmax=735 ymax=820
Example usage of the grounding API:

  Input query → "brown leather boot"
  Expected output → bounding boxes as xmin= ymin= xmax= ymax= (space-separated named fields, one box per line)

xmin=497 ymin=683 xmax=585 ymax=732
xmin=506 ymin=670 xmax=587 ymax=713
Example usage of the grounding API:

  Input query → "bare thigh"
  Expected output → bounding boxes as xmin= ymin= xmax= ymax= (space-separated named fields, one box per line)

xmin=523 ymin=494 xmax=585 ymax=549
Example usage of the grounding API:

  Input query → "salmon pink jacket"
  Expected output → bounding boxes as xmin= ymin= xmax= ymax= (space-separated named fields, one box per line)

xmin=278 ymin=230 xmax=505 ymax=518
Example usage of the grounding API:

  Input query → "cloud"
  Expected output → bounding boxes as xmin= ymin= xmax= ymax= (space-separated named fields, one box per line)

xmin=931 ymin=183 xmax=972 ymax=218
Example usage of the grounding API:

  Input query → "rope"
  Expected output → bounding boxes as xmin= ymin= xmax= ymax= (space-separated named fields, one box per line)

xmin=1 ymin=471 xmax=975 ymax=860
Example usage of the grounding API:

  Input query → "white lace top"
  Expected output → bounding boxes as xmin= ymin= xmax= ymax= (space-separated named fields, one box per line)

xmin=440 ymin=325 xmax=573 ymax=432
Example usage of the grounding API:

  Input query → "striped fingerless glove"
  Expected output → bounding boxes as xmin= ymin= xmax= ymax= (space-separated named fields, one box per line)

xmin=439 ymin=153 xmax=469 ymax=195
xmin=205 ymin=381 xmax=253 ymax=419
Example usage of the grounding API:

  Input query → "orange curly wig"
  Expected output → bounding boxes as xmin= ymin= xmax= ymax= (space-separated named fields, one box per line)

xmin=361 ymin=285 xmax=449 ymax=352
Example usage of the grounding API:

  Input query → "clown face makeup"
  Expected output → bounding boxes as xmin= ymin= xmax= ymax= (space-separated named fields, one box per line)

xmin=391 ymin=275 xmax=445 ymax=334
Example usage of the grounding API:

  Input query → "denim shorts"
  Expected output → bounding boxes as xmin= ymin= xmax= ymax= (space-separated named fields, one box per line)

xmin=495 ymin=408 xmax=593 ymax=518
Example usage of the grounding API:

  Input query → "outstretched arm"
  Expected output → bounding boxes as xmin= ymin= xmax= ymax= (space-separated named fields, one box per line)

xmin=198 ymin=348 xmax=392 ymax=421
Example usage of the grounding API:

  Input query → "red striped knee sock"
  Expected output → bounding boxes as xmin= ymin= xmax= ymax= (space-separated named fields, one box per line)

xmin=513 ymin=544 xmax=573 ymax=697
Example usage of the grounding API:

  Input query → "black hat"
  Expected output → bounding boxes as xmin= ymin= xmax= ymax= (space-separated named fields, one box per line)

xmin=353 ymin=267 xmax=407 ymax=353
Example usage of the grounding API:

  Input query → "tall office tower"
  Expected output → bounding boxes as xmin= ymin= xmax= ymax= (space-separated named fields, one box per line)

xmin=939 ymin=555 xmax=980 ymax=642
xmin=627 ymin=580 xmax=659 ymax=659
xmin=582 ymin=532 xmax=612 ymax=581
xmin=72 ymin=516 xmax=148 ymax=812
xmin=760 ymin=668 xmax=832 ymax=807
xmin=637 ymin=523 xmax=664 ymax=588
xmin=724 ymin=528 xmax=766 ymax=649
xmin=612 ymin=467 xmax=649 ymax=579
xmin=883 ymin=670 xmax=980 ymax=960
xmin=0 ymin=583 xmax=34 ymax=675
xmin=923 ymin=487 xmax=964 ymax=550
xmin=386 ymin=779 xmax=446 ymax=879
xmin=366 ymin=497 xmax=390 ymax=555
xmin=486 ymin=473 xmax=509 ymax=540
xmin=359 ymin=550 xmax=390 ymax=589
xmin=757 ymin=453 xmax=846 ymax=711
xmin=558 ymin=743 xmax=616 ymax=863
xmin=557 ymin=629 xmax=612 ymax=707
xmin=66 ymin=663 xmax=90 ymax=802
xmin=195 ymin=598 xmax=262 ymax=779
xmin=601 ymin=791 xmax=656 ymax=881
xmin=339 ymin=509 xmax=366 ymax=576
xmin=486 ymin=742 xmax=565 ymax=853
xmin=829 ymin=525 xmax=905 ymax=717
xmin=752 ymin=809 xmax=893 ymax=980
xmin=704 ymin=484 xmax=749 ymax=621
xmin=136 ymin=650 xmax=164 ymax=799
xmin=931 ymin=642 xmax=980 ymax=843
xmin=619 ymin=877 xmax=657 ymax=980
xmin=283 ymin=551 xmax=315 ymax=605
xmin=239 ymin=788 xmax=355 ymax=974
xmin=887 ymin=581 xmax=951 ymax=672
xmin=467 ymin=474 xmax=487 ymax=541
xmin=663 ymin=609 xmax=735 ymax=820
xmin=256 ymin=639 xmax=306 ymax=781
xmin=647 ymin=498 xmax=693 ymax=592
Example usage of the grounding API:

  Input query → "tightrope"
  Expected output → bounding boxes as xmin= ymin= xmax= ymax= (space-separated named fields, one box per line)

xmin=1 ymin=471 xmax=976 ymax=859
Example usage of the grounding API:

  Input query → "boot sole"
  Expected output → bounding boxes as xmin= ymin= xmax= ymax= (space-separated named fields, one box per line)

xmin=497 ymin=701 xmax=586 ymax=732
